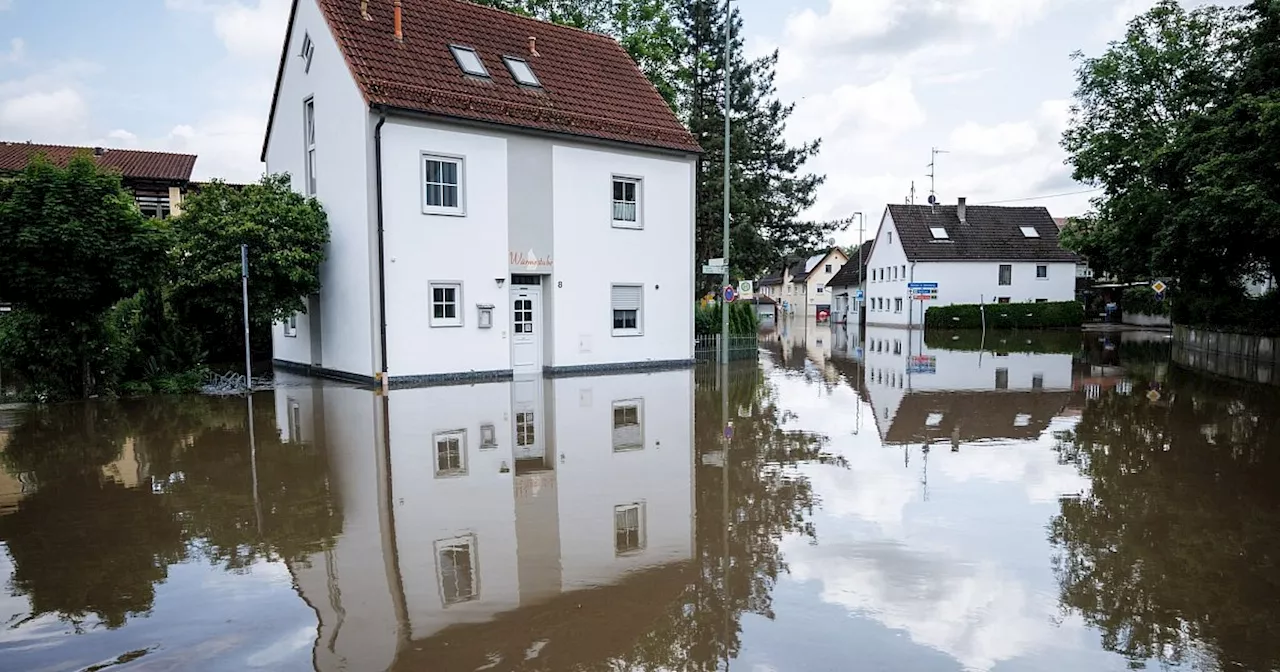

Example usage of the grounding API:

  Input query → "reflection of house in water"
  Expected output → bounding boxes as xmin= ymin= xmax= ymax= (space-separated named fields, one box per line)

xmin=862 ymin=327 xmax=1074 ymax=446
xmin=275 ymin=370 xmax=694 ymax=671
xmin=762 ymin=316 xmax=835 ymax=374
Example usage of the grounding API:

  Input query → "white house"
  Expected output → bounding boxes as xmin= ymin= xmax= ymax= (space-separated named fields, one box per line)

xmin=829 ymin=240 xmax=874 ymax=325
xmin=279 ymin=369 xmax=694 ymax=670
xmin=264 ymin=0 xmax=699 ymax=385
xmin=863 ymin=199 xmax=1078 ymax=328
xmin=756 ymin=247 xmax=848 ymax=318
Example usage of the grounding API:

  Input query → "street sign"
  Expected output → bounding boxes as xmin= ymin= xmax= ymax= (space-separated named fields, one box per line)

xmin=723 ymin=285 xmax=737 ymax=302
xmin=1151 ymin=280 xmax=1167 ymax=295
xmin=854 ymin=289 xmax=865 ymax=301
xmin=908 ymin=282 xmax=939 ymax=289
xmin=702 ymin=264 xmax=727 ymax=275
xmin=913 ymin=286 xmax=938 ymax=301
xmin=724 ymin=422 xmax=734 ymax=440
xmin=709 ymin=258 xmax=726 ymax=267
xmin=906 ymin=355 xmax=937 ymax=374
xmin=738 ymin=280 xmax=754 ymax=298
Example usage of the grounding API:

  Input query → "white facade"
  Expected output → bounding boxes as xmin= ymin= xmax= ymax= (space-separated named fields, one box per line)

xmin=266 ymin=0 xmax=696 ymax=382
xmin=283 ymin=370 xmax=694 ymax=669
xmin=863 ymin=210 xmax=1077 ymax=328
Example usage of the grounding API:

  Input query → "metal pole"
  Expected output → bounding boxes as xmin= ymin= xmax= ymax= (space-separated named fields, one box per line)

xmin=241 ymin=244 xmax=252 ymax=391
xmin=856 ymin=212 xmax=864 ymax=323
xmin=719 ymin=0 xmax=732 ymax=365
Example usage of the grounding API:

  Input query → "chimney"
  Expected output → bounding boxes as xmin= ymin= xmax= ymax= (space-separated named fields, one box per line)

xmin=393 ymin=0 xmax=402 ymax=42
xmin=93 ymin=147 xmax=105 ymax=156
xmin=957 ymin=197 xmax=967 ymax=225
xmin=360 ymin=0 xmax=371 ymax=20
xmin=528 ymin=36 xmax=539 ymax=57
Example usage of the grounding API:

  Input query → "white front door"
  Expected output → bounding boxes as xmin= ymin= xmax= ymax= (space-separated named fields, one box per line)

xmin=511 ymin=286 xmax=542 ymax=375
xmin=511 ymin=376 xmax=544 ymax=460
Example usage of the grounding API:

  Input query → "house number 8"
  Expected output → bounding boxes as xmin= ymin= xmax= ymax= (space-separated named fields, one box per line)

xmin=557 ymin=281 xmax=563 ymax=288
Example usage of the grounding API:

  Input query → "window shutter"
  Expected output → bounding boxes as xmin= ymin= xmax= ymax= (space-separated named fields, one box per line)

xmin=612 ymin=285 xmax=642 ymax=311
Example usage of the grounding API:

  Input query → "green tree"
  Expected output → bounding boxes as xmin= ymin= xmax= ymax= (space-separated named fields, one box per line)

xmin=169 ymin=174 xmax=328 ymax=362
xmin=0 ymin=154 xmax=169 ymax=398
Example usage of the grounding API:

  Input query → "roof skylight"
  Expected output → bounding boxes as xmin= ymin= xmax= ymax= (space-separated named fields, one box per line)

xmin=1020 ymin=226 xmax=1041 ymax=238
xmin=450 ymin=45 xmax=489 ymax=78
xmin=503 ymin=56 xmax=541 ymax=87
xmin=930 ymin=227 xmax=949 ymax=240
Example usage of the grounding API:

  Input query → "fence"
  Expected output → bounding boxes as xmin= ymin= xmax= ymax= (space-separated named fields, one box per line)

xmin=694 ymin=334 xmax=760 ymax=361
xmin=1172 ymin=325 xmax=1279 ymax=385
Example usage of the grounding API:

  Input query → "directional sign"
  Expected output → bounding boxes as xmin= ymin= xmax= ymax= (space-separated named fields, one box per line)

xmin=1151 ymin=280 xmax=1168 ymax=295
xmin=723 ymin=285 xmax=737 ymax=302
xmin=908 ymin=282 xmax=939 ymax=289
xmin=702 ymin=264 xmax=727 ymax=275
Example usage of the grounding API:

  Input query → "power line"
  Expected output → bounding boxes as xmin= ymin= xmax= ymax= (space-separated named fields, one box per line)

xmin=978 ymin=188 xmax=1102 ymax=205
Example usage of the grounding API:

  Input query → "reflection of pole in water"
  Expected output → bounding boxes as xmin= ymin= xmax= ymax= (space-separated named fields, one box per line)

xmin=247 ymin=393 xmax=262 ymax=534
xmin=720 ymin=359 xmax=731 ymax=672
xmin=921 ymin=444 xmax=930 ymax=502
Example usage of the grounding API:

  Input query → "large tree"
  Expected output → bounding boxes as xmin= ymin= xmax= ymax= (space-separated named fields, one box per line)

xmin=169 ymin=174 xmax=328 ymax=362
xmin=0 ymin=154 xmax=168 ymax=398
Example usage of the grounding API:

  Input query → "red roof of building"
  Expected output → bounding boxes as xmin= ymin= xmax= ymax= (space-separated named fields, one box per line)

xmin=0 ymin=142 xmax=197 ymax=183
xmin=265 ymin=0 xmax=700 ymax=158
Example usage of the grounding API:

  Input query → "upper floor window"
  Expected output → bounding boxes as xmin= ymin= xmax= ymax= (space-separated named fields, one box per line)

xmin=283 ymin=314 xmax=298 ymax=337
xmin=998 ymin=264 xmax=1012 ymax=286
xmin=422 ymin=154 xmax=464 ymax=215
xmin=1036 ymin=264 xmax=1048 ymax=279
xmin=304 ymin=98 xmax=316 ymax=195
xmin=824 ymin=264 xmax=832 ymax=273
xmin=300 ymin=32 xmax=315 ymax=73
xmin=450 ymin=45 xmax=489 ymax=78
xmin=888 ymin=231 xmax=893 ymax=244
xmin=816 ymin=284 xmax=825 ymax=293
xmin=612 ymin=177 xmax=641 ymax=228
xmin=135 ymin=193 xmax=171 ymax=219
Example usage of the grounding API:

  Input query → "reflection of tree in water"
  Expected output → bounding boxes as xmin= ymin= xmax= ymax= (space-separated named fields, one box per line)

xmin=1050 ymin=369 xmax=1280 ymax=670
xmin=594 ymin=363 xmax=844 ymax=670
xmin=0 ymin=404 xmax=185 ymax=630
xmin=0 ymin=393 xmax=343 ymax=629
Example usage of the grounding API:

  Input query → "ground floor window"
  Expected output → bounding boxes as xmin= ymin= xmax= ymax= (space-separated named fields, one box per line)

xmin=436 ymin=535 xmax=478 ymax=605
xmin=894 ymin=298 xmax=903 ymax=313
xmin=611 ymin=284 xmax=643 ymax=335
xmin=284 ymin=314 xmax=298 ymax=337
xmin=615 ymin=503 xmax=645 ymax=554
xmin=612 ymin=400 xmax=643 ymax=451
xmin=997 ymin=297 xmax=1012 ymax=304
xmin=430 ymin=282 xmax=462 ymax=327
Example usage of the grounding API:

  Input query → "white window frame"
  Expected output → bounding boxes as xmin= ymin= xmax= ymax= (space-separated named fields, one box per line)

xmin=284 ymin=314 xmax=298 ymax=338
xmin=816 ymin=284 xmax=825 ymax=294
xmin=433 ymin=429 xmax=467 ymax=477
xmin=611 ymin=176 xmax=642 ymax=229
xmin=303 ymin=97 xmax=316 ymax=196
xmin=421 ymin=153 xmax=465 ymax=216
xmin=1020 ymin=226 xmax=1041 ymax=238
xmin=435 ymin=535 xmax=479 ymax=606
xmin=611 ymin=283 xmax=643 ymax=336
xmin=503 ymin=55 xmax=540 ymax=87
xmin=515 ymin=410 xmax=536 ymax=448
xmin=930 ymin=227 xmax=949 ymax=240
xmin=429 ymin=282 xmax=463 ymax=327
xmin=300 ymin=32 xmax=315 ymax=73
xmin=449 ymin=45 xmax=489 ymax=78
xmin=614 ymin=502 xmax=646 ymax=555
xmin=998 ymin=264 xmax=1012 ymax=286
xmin=1036 ymin=264 xmax=1049 ymax=280
xmin=612 ymin=399 xmax=644 ymax=451
xmin=894 ymin=297 xmax=903 ymax=313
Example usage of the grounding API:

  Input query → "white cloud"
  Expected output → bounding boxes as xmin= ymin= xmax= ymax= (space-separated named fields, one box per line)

xmin=949 ymin=121 xmax=1039 ymax=158
xmin=108 ymin=112 xmax=265 ymax=183
xmin=1 ymin=38 xmax=23 ymax=64
xmin=167 ymin=0 xmax=290 ymax=61
xmin=0 ymin=88 xmax=89 ymax=139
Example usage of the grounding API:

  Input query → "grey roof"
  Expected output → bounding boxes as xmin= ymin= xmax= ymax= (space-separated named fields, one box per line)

xmin=886 ymin=204 xmax=1078 ymax=262
xmin=829 ymin=241 xmax=875 ymax=288
xmin=792 ymin=248 xmax=844 ymax=282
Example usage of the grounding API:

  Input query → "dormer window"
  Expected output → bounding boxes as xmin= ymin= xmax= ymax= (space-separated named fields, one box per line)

xmin=450 ymin=45 xmax=489 ymax=78
xmin=1020 ymin=226 xmax=1041 ymax=238
xmin=503 ymin=56 xmax=540 ymax=87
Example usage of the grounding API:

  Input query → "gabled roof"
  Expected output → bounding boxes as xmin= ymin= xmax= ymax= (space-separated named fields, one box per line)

xmin=0 ymin=142 xmax=197 ymax=183
xmin=829 ymin=240 xmax=875 ymax=287
xmin=792 ymin=248 xmax=845 ymax=282
xmin=266 ymin=0 xmax=700 ymax=158
xmin=886 ymin=204 xmax=1078 ymax=263
xmin=885 ymin=390 xmax=1073 ymax=445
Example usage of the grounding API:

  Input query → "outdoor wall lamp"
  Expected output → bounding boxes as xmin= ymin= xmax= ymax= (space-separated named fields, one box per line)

xmin=495 ymin=278 xmax=505 ymax=287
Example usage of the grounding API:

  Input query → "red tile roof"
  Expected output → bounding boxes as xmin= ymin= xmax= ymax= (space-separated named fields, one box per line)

xmin=270 ymin=0 xmax=699 ymax=156
xmin=0 ymin=142 xmax=197 ymax=183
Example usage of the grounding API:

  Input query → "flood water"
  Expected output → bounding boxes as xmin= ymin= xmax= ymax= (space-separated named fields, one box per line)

xmin=2 ymin=324 xmax=1278 ymax=672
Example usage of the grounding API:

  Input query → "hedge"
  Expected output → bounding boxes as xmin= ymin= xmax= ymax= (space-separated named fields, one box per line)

xmin=1121 ymin=286 xmax=1170 ymax=317
xmin=923 ymin=300 xmax=1084 ymax=329
xmin=695 ymin=300 xmax=760 ymax=336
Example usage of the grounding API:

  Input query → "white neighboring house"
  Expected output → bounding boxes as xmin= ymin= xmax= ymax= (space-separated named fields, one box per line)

xmin=864 ymin=199 xmax=1078 ymax=328
xmin=756 ymin=247 xmax=848 ymax=317
xmin=265 ymin=0 xmax=699 ymax=385
xmin=828 ymin=240 xmax=874 ymax=324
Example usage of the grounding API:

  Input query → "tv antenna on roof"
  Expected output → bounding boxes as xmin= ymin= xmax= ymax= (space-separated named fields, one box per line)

xmin=927 ymin=147 xmax=949 ymax=209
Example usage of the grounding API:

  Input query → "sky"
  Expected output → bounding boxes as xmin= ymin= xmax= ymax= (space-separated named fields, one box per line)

xmin=0 ymin=0 xmax=1226 ymax=247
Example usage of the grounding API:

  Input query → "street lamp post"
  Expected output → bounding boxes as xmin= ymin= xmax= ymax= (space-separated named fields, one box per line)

xmin=719 ymin=0 xmax=732 ymax=365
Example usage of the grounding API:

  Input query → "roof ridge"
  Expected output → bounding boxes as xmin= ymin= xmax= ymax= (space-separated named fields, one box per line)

xmin=0 ymin=140 xmax=196 ymax=159
xmin=447 ymin=0 xmax=619 ymax=44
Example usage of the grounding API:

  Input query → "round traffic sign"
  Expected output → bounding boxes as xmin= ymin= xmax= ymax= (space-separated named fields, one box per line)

xmin=723 ymin=285 xmax=737 ymax=302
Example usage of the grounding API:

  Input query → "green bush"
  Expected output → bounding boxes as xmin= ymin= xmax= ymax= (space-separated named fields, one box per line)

xmin=924 ymin=301 xmax=1084 ymax=329
xmin=695 ymin=300 xmax=759 ymax=336
xmin=1121 ymin=286 xmax=1170 ymax=317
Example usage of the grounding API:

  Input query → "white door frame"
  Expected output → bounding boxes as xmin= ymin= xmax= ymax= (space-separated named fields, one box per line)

xmin=510 ymin=285 xmax=542 ymax=375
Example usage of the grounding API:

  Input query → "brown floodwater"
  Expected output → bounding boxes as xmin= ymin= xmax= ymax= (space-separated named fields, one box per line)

xmin=2 ymin=325 xmax=1278 ymax=672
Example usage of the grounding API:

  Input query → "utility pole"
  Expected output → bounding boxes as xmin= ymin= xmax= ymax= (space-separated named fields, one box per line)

xmin=927 ymin=147 xmax=948 ymax=207
xmin=241 ymin=244 xmax=253 ymax=391
xmin=720 ymin=0 xmax=732 ymax=365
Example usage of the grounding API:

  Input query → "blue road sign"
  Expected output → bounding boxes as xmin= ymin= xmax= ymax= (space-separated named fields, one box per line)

xmin=854 ymin=289 xmax=865 ymax=300
xmin=723 ymin=285 xmax=737 ymax=302
xmin=907 ymin=282 xmax=938 ymax=289
xmin=724 ymin=423 xmax=734 ymax=440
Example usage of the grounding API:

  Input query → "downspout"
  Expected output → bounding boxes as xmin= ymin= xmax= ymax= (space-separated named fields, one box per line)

xmin=374 ymin=109 xmax=390 ymax=382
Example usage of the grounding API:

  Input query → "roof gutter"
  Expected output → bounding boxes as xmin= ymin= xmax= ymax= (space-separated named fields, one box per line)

xmin=374 ymin=108 xmax=390 ymax=382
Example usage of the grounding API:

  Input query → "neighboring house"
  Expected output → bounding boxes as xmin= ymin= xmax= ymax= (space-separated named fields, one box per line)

xmin=829 ymin=240 xmax=874 ymax=324
xmin=264 ymin=0 xmax=699 ymax=384
xmin=758 ymin=248 xmax=849 ymax=318
xmin=864 ymin=199 xmax=1078 ymax=328
xmin=0 ymin=141 xmax=197 ymax=219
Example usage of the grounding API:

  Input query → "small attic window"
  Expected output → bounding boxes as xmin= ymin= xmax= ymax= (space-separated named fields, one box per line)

xmin=930 ymin=227 xmax=949 ymax=240
xmin=1020 ymin=226 xmax=1041 ymax=238
xmin=503 ymin=56 xmax=540 ymax=87
xmin=300 ymin=33 xmax=315 ymax=73
xmin=450 ymin=45 xmax=489 ymax=78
